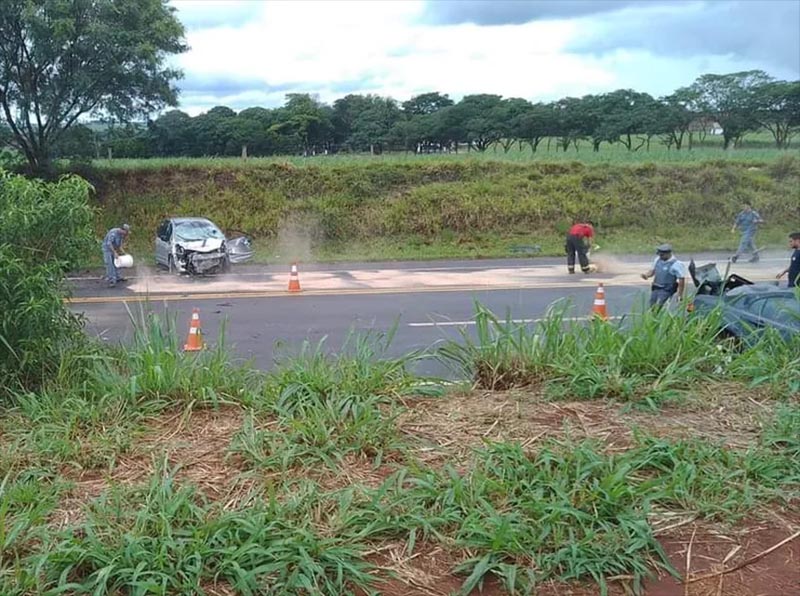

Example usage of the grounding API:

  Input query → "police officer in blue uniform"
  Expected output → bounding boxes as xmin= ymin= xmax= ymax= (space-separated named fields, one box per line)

xmin=102 ymin=224 xmax=130 ymax=287
xmin=641 ymin=243 xmax=688 ymax=308
xmin=731 ymin=203 xmax=763 ymax=263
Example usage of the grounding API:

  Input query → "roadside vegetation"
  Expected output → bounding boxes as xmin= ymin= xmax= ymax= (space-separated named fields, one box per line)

xmin=81 ymin=154 xmax=800 ymax=265
xmin=1 ymin=170 xmax=799 ymax=595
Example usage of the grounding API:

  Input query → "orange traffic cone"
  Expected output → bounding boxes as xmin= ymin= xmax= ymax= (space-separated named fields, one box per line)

xmin=288 ymin=263 xmax=302 ymax=293
xmin=183 ymin=308 xmax=204 ymax=351
xmin=591 ymin=283 xmax=608 ymax=320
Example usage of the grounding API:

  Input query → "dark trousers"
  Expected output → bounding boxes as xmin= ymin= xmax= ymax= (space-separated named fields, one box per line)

xmin=565 ymin=234 xmax=590 ymax=273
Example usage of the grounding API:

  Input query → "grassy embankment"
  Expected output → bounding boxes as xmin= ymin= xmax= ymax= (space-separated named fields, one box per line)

xmin=1 ymin=303 xmax=798 ymax=594
xmin=82 ymin=150 xmax=800 ymax=267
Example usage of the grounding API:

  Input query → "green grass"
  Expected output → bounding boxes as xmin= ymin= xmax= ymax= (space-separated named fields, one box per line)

xmin=88 ymin=133 xmax=798 ymax=171
xmin=438 ymin=299 xmax=800 ymax=403
xmin=86 ymin=155 xmax=799 ymax=268
xmin=1 ymin=306 xmax=799 ymax=595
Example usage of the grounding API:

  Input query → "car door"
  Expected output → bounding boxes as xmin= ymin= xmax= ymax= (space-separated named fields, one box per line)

xmin=155 ymin=220 xmax=171 ymax=266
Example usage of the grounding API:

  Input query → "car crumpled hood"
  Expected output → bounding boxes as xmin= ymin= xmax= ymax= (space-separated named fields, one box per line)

xmin=176 ymin=237 xmax=224 ymax=253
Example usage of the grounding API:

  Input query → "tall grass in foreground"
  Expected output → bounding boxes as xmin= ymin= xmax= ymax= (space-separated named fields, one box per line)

xmin=27 ymin=463 xmax=374 ymax=595
xmin=233 ymin=328 xmax=435 ymax=472
xmin=3 ymin=307 xmax=263 ymax=471
xmin=1 ymin=303 xmax=799 ymax=595
xmin=438 ymin=300 xmax=800 ymax=403
xmin=341 ymin=410 xmax=800 ymax=596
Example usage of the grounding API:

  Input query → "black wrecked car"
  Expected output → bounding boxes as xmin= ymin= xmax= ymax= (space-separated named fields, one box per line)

xmin=688 ymin=260 xmax=800 ymax=342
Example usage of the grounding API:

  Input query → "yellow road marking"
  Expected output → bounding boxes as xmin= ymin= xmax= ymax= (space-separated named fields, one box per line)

xmin=66 ymin=276 xmax=776 ymax=306
xmin=66 ymin=280 xmax=647 ymax=305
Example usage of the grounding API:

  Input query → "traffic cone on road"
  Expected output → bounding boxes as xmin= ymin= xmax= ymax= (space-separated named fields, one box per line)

xmin=183 ymin=308 xmax=204 ymax=351
xmin=591 ymin=283 xmax=609 ymax=320
xmin=288 ymin=263 xmax=302 ymax=293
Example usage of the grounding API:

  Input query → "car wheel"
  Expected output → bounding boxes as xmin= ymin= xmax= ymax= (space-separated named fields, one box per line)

xmin=717 ymin=328 xmax=742 ymax=351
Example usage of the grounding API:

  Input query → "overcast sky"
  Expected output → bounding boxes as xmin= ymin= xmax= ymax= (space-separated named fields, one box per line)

xmin=170 ymin=0 xmax=800 ymax=115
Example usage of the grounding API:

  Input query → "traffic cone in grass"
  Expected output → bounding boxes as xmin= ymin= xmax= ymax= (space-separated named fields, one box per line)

xmin=183 ymin=308 xmax=204 ymax=351
xmin=288 ymin=263 xmax=302 ymax=293
xmin=591 ymin=283 xmax=608 ymax=320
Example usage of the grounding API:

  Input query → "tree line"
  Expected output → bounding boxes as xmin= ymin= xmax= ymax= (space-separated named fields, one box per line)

xmin=45 ymin=70 xmax=799 ymax=161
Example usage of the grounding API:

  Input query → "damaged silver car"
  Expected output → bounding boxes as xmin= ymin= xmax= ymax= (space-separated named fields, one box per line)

xmin=155 ymin=217 xmax=254 ymax=275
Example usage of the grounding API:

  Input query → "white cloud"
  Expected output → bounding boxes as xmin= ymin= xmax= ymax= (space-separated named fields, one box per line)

xmin=168 ymin=0 xmax=793 ymax=115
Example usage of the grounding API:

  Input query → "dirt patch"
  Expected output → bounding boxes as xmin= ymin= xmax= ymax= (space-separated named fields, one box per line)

xmin=361 ymin=542 xmax=506 ymax=596
xmin=358 ymin=515 xmax=800 ymax=596
xmin=53 ymin=406 xmax=250 ymax=528
xmin=649 ymin=515 xmax=800 ymax=596
xmin=400 ymin=386 xmax=778 ymax=465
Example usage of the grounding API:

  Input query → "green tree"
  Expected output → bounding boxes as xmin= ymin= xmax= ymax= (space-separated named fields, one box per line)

xmin=272 ymin=94 xmax=333 ymax=155
xmin=149 ymin=109 xmax=194 ymax=156
xmin=451 ymin=94 xmax=504 ymax=152
xmin=0 ymin=0 xmax=186 ymax=174
xmin=754 ymin=80 xmax=800 ymax=149
xmin=332 ymin=94 xmax=375 ymax=149
xmin=51 ymin=123 xmax=97 ymax=159
xmin=512 ymin=102 xmax=554 ymax=153
xmin=402 ymin=92 xmax=454 ymax=116
xmin=496 ymin=98 xmax=531 ymax=153
xmin=191 ymin=106 xmax=237 ymax=156
xmin=235 ymin=107 xmax=278 ymax=156
xmin=349 ymin=97 xmax=403 ymax=154
xmin=590 ymin=90 xmax=659 ymax=151
xmin=551 ymin=97 xmax=588 ymax=151
xmin=654 ymin=91 xmax=697 ymax=150
xmin=681 ymin=70 xmax=773 ymax=149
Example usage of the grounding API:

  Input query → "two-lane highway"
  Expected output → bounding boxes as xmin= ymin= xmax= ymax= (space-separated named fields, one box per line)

xmin=68 ymin=254 xmax=784 ymax=375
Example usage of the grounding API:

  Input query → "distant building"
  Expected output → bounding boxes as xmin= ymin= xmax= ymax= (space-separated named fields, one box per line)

xmin=689 ymin=117 xmax=724 ymax=135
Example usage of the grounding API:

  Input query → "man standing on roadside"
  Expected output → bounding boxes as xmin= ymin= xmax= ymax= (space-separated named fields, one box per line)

xmin=641 ymin=243 xmax=688 ymax=308
xmin=565 ymin=219 xmax=595 ymax=274
xmin=731 ymin=203 xmax=764 ymax=263
xmin=776 ymin=232 xmax=800 ymax=288
xmin=102 ymin=224 xmax=130 ymax=287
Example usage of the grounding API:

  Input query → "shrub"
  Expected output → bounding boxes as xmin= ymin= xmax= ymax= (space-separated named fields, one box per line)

xmin=0 ymin=171 xmax=95 ymax=395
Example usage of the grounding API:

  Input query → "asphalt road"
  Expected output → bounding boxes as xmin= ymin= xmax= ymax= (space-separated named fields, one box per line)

xmin=68 ymin=253 xmax=787 ymax=377
xmin=75 ymin=284 xmax=645 ymax=377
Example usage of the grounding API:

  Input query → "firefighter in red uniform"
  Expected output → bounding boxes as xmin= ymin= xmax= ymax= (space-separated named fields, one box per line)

xmin=565 ymin=220 xmax=594 ymax=274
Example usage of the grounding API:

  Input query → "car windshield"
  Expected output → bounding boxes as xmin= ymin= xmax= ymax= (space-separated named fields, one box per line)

xmin=174 ymin=221 xmax=221 ymax=242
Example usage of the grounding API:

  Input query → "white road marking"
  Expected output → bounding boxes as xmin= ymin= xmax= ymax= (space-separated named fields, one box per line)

xmin=408 ymin=315 xmax=625 ymax=327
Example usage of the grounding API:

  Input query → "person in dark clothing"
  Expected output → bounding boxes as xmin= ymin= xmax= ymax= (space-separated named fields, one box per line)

xmin=565 ymin=220 xmax=594 ymax=274
xmin=777 ymin=232 xmax=800 ymax=288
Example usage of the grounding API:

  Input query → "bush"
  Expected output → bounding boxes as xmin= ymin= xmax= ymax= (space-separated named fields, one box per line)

xmin=0 ymin=248 xmax=85 ymax=395
xmin=0 ymin=171 xmax=96 ymax=270
xmin=0 ymin=171 xmax=95 ymax=395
